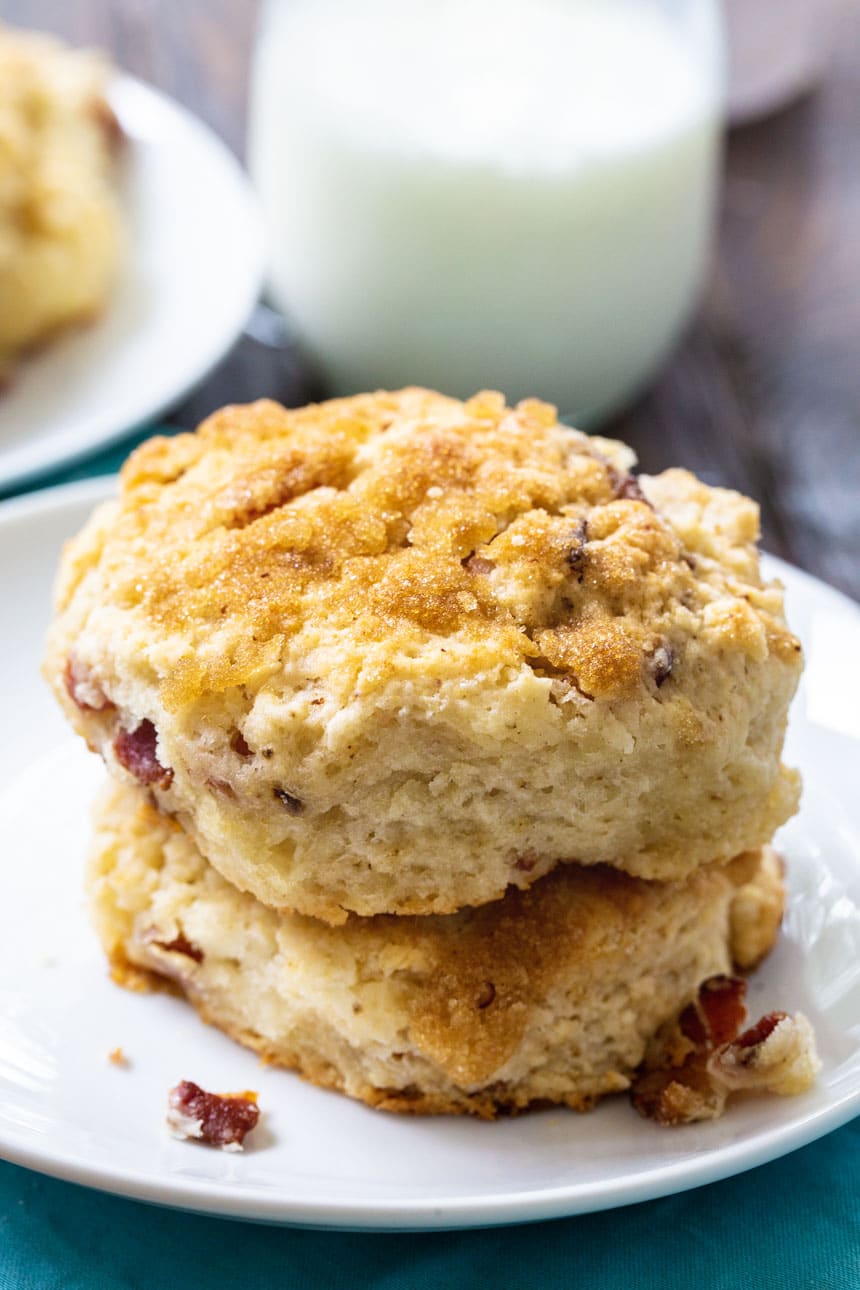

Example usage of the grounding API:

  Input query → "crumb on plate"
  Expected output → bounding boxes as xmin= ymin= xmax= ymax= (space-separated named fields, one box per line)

xmin=631 ymin=975 xmax=820 ymax=1125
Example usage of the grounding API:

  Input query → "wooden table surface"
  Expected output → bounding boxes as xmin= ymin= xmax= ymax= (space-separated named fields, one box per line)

xmin=5 ymin=0 xmax=859 ymax=598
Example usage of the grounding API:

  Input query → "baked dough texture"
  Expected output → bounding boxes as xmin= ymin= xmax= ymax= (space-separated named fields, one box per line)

xmin=46 ymin=389 xmax=802 ymax=922
xmin=0 ymin=25 xmax=122 ymax=376
xmin=90 ymin=781 xmax=785 ymax=1117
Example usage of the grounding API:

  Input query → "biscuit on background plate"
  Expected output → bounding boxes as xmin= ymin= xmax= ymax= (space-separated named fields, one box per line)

xmin=0 ymin=25 xmax=122 ymax=379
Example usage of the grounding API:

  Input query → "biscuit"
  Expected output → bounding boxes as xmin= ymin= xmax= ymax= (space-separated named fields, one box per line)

xmin=89 ymin=781 xmax=785 ymax=1118
xmin=47 ymin=389 xmax=802 ymax=921
xmin=0 ymin=26 xmax=122 ymax=377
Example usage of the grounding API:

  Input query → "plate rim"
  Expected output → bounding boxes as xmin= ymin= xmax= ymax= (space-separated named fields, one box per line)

xmin=0 ymin=75 xmax=264 ymax=496
xmin=0 ymin=1091 xmax=857 ymax=1231
xmin=1 ymin=477 xmax=858 ymax=1231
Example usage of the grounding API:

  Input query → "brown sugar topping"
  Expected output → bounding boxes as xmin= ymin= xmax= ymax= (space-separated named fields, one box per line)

xmin=65 ymin=389 xmax=797 ymax=711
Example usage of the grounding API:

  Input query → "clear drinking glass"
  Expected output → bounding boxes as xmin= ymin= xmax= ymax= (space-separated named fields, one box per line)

xmin=249 ymin=0 xmax=723 ymax=423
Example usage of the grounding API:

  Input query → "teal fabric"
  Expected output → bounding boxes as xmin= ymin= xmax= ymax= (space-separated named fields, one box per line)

xmin=3 ymin=424 xmax=170 ymax=498
xmin=2 ymin=435 xmax=858 ymax=1287
xmin=2 ymin=1123 xmax=859 ymax=1288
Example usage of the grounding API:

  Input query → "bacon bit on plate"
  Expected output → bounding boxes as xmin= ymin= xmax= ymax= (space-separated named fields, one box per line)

xmin=709 ymin=1012 xmax=821 ymax=1097
xmin=167 ymin=1081 xmax=260 ymax=1151
xmin=631 ymin=975 xmax=819 ymax=1126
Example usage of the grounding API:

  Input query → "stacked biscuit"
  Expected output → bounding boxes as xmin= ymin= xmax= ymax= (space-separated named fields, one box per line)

xmin=45 ymin=388 xmax=806 ymax=1116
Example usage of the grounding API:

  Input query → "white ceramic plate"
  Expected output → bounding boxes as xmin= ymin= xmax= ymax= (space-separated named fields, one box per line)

xmin=1 ymin=478 xmax=859 ymax=1231
xmin=0 ymin=78 xmax=263 ymax=494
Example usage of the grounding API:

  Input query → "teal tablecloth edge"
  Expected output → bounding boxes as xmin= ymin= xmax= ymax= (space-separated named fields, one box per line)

xmin=2 ymin=423 xmax=175 ymax=501
xmin=2 ymin=430 xmax=858 ymax=1289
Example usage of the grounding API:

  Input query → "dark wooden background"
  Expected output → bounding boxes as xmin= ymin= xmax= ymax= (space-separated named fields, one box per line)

xmin=4 ymin=0 xmax=859 ymax=597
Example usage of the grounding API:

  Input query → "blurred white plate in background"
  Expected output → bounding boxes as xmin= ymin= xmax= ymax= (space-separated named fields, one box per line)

xmin=0 ymin=479 xmax=858 ymax=1230
xmin=0 ymin=78 xmax=263 ymax=494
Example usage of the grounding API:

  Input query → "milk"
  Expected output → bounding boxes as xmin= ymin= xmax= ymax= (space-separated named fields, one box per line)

xmin=249 ymin=0 xmax=722 ymax=421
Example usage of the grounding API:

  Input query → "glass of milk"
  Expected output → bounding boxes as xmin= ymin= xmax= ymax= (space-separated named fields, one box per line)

xmin=249 ymin=0 xmax=723 ymax=423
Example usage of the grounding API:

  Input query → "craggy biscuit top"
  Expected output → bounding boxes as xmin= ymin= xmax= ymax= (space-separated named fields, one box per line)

xmin=54 ymin=388 xmax=800 ymax=713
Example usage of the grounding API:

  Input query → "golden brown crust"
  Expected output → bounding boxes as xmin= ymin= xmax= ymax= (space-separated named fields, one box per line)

xmin=106 ymin=946 xmax=182 ymax=997
xmin=59 ymin=390 xmax=794 ymax=709
xmin=729 ymin=848 xmax=786 ymax=970
xmin=185 ymin=999 xmax=607 ymax=1119
xmin=391 ymin=867 xmax=696 ymax=1086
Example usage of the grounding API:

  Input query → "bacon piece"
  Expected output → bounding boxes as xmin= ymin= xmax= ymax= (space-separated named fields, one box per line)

xmin=708 ymin=1012 xmax=820 ymax=1097
xmin=229 ymin=730 xmax=252 ymax=758
xmin=632 ymin=1062 xmax=726 ymax=1126
xmin=633 ymin=976 xmax=745 ymax=1124
xmin=735 ymin=1011 xmax=785 ymax=1050
xmin=697 ymin=975 xmax=748 ymax=1046
xmin=565 ymin=518 xmax=589 ymax=576
xmin=64 ymin=658 xmax=114 ymax=712
xmin=606 ymin=465 xmax=653 ymax=507
xmin=114 ymin=720 xmax=173 ymax=789
xmin=648 ymin=640 xmax=676 ymax=689
xmin=151 ymin=933 xmax=204 ymax=964
xmin=632 ymin=976 xmax=819 ymax=1126
xmin=273 ymin=786 xmax=303 ymax=815
xmin=167 ymin=1081 xmax=260 ymax=1151
xmin=617 ymin=476 xmax=648 ymax=503
xmin=462 ymin=554 xmax=496 ymax=576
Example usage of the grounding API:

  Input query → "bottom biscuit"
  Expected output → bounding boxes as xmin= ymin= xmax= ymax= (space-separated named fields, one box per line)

xmin=88 ymin=781 xmax=784 ymax=1118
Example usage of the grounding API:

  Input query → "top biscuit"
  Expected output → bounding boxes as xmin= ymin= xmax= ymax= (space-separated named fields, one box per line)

xmin=45 ymin=389 xmax=802 ymax=921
